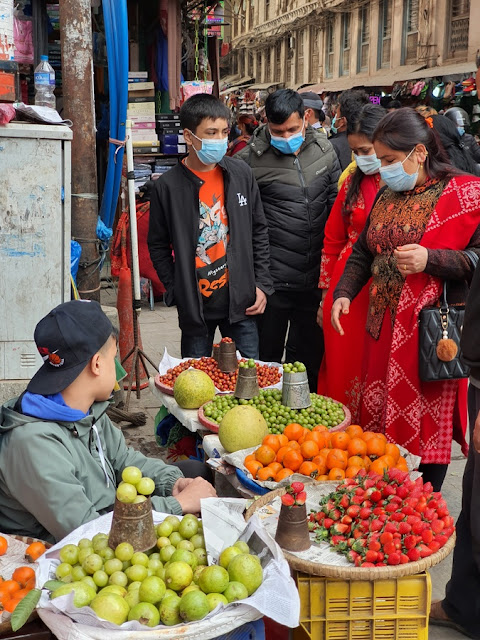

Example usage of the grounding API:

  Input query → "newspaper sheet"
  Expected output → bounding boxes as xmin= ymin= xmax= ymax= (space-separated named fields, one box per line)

xmin=36 ymin=501 xmax=300 ymax=638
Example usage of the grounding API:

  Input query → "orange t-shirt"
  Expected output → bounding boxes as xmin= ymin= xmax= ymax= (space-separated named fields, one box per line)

xmin=187 ymin=163 xmax=230 ymax=318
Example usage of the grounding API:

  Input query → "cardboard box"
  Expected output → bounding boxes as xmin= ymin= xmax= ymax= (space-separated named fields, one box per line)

xmin=127 ymin=102 xmax=155 ymax=116
xmin=127 ymin=81 xmax=154 ymax=91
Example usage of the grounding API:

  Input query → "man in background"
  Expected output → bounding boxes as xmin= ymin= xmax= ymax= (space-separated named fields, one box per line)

xmin=300 ymin=91 xmax=326 ymax=132
xmin=237 ymin=89 xmax=340 ymax=390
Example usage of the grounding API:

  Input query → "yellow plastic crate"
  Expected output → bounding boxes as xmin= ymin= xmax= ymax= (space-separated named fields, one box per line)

xmin=294 ymin=571 xmax=431 ymax=640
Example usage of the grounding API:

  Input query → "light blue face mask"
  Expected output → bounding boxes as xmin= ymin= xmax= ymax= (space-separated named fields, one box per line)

xmin=191 ymin=132 xmax=228 ymax=165
xmin=270 ymin=121 xmax=305 ymax=155
xmin=379 ymin=148 xmax=419 ymax=192
xmin=331 ymin=115 xmax=338 ymax=135
xmin=354 ymin=152 xmax=381 ymax=176
xmin=458 ymin=126 xmax=465 ymax=137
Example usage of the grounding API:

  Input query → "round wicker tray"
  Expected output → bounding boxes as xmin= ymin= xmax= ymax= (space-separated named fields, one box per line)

xmin=154 ymin=374 xmax=174 ymax=396
xmin=245 ymin=487 xmax=456 ymax=580
xmin=198 ymin=395 xmax=351 ymax=435
xmin=0 ymin=535 xmax=52 ymax=634
xmin=197 ymin=403 xmax=220 ymax=433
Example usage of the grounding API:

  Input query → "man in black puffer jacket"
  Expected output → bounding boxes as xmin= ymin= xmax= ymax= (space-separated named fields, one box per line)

xmin=237 ymin=89 xmax=341 ymax=389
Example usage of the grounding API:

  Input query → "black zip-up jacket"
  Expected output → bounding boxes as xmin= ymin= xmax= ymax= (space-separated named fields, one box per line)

xmin=236 ymin=124 xmax=341 ymax=291
xmin=148 ymin=157 xmax=274 ymax=337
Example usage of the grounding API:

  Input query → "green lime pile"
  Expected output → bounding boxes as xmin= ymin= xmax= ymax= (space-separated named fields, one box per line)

xmin=203 ymin=388 xmax=345 ymax=433
xmin=49 ymin=520 xmax=262 ymax=626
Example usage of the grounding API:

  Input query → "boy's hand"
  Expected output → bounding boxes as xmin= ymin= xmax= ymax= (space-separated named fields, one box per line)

xmin=246 ymin=288 xmax=267 ymax=315
xmin=174 ymin=477 xmax=217 ymax=514
xmin=172 ymin=477 xmax=194 ymax=496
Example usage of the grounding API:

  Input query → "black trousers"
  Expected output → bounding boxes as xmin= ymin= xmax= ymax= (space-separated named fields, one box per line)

xmin=172 ymin=459 xmax=214 ymax=485
xmin=443 ymin=384 xmax=480 ymax=638
xmin=258 ymin=289 xmax=324 ymax=392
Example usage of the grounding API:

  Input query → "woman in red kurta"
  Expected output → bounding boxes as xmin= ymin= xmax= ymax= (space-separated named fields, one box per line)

xmin=318 ymin=104 xmax=385 ymax=420
xmin=332 ymin=108 xmax=480 ymax=490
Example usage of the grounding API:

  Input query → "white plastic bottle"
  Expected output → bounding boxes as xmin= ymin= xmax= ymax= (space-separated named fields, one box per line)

xmin=34 ymin=55 xmax=56 ymax=109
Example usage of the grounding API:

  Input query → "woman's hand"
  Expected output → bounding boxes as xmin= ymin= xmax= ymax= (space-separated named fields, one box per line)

xmin=474 ymin=410 xmax=480 ymax=454
xmin=316 ymin=290 xmax=328 ymax=328
xmin=316 ymin=301 xmax=324 ymax=328
xmin=331 ymin=298 xmax=350 ymax=335
xmin=394 ymin=244 xmax=428 ymax=276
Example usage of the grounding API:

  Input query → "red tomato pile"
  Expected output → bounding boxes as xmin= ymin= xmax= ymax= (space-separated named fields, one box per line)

xmin=158 ymin=357 xmax=281 ymax=392
xmin=309 ymin=468 xmax=454 ymax=567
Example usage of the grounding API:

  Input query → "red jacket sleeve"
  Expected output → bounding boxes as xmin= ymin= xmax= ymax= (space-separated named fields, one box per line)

xmin=319 ymin=178 xmax=350 ymax=289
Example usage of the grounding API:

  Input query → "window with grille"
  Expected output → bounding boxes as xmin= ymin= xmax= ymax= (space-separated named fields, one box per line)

xmin=249 ymin=0 xmax=254 ymax=28
xmin=264 ymin=50 xmax=271 ymax=80
xmin=311 ymin=26 xmax=319 ymax=77
xmin=401 ymin=0 xmax=419 ymax=64
xmin=297 ymin=30 xmax=304 ymax=80
xmin=378 ymin=0 xmax=392 ymax=68
xmin=340 ymin=13 xmax=351 ymax=76
xmin=325 ymin=19 xmax=334 ymax=78
xmin=357 ymin=5 xmax=370 ymax=72
xmin=275 ymin=41 xmax=282 ymax=81
xmin=249 ymin=51 xmax=254 ymax=76
xmin=257 ymin=51 xmax=262 ymax=79
xmin=265 ymin=0 xmax=270 ymax=21
xmin=447 ymin=0 xmax=470 ymax=57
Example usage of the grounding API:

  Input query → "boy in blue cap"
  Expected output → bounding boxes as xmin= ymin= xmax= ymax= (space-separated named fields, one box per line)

xmin=0 ymin=300 xmax=216 ymax=543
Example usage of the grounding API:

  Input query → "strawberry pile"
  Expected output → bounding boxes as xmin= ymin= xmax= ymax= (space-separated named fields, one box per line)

xmin=309 ymin=468 xmax=454 ymax=567
xmin=281 ymin=481 xmax=307 ymax=507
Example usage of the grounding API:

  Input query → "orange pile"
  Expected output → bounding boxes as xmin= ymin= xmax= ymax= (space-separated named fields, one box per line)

xmin=0 ymin=566 xmax=36 ymax=613
xmin=243 ymin=423 xmax=409 ymax=483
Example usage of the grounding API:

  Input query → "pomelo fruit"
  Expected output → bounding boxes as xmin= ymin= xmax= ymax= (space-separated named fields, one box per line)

xmin=218 ymin=405 xmax=268 ymax=452
xmin=173 ymin=369 xmax=215 ymax=409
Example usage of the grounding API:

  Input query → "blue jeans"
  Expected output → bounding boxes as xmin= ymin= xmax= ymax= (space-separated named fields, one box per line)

xmin=181 ymin=317 xmax=259 ymax=359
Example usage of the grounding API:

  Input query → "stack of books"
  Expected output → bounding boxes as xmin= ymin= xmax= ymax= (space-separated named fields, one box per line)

xmin=127 ymin=72 xmax=159 ymax=153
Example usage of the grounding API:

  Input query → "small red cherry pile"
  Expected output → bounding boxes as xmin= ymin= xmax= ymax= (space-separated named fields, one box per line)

xmin=281 ymin=481 xmax=307 ymax=507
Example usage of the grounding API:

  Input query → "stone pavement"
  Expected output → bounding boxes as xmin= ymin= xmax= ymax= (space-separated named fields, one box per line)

xmin=102 ymin=290 xmax=468 ymax=639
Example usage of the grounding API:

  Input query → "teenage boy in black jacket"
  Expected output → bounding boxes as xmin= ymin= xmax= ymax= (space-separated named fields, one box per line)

xmin=148 ymin=94 xmax=273 ymax=358
xmin=429 ymin=260 xmax=480 ymax=639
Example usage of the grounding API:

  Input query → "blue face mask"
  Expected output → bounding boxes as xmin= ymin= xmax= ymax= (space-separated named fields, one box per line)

xmin=269 ymin=121 xmax=305 ymax=155
xmin=191 ymin=132 xmax=228 ymax=165
xmin=458 ymin=126 xmax=465 ymax=137
xmin=354 ymin=153 xmax=381 ymax=176
xmin=331 ymin=115 xmax=338 ymax=135
xmin=379 ymin=148 xmax=419 ymax=192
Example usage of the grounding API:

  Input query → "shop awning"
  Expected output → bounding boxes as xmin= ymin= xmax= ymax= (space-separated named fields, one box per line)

xmin=249 ymin=82 xmax=281 ymax=91
xmin=220 ymin=77 xmax=255 ymax=95
xmin=306 ymin=64 xmax=425 ymax=94
xmin=220 ymin=74 xmax=240 ymax=89
xmin=398 ymin=60 xmax=478 ymax=81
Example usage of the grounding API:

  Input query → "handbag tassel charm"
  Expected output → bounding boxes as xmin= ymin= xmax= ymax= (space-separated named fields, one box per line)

xmin=436 ymin=309 xmax=458 ymax=362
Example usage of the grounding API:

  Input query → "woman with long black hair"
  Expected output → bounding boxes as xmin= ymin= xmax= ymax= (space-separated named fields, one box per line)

xmin=317 ymin=103 xmax=386 ymax=417
xmin=331 ymin=107 xmax=480 ymax=490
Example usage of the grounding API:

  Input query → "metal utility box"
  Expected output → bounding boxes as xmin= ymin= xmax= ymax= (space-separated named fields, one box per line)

xmin=0 ymin=123 xmax=72 ymax=381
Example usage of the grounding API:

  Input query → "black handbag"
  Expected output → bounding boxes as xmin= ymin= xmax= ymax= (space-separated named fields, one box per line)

xmin=418 ymin=250 xmax=478 ymax=382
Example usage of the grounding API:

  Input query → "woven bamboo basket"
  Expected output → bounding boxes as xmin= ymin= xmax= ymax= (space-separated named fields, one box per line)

xmin=245 ymin=487 xmax=456 ymax=580
xmin=0 ymin=535 xmax=51 ymax=634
